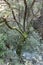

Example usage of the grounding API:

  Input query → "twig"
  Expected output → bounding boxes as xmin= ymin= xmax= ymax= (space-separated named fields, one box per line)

xmin=4 ymin=0 xmax=23 ymax=31
xmin=32 ymin=9 xmax=40 ymax=17
xmin=23 ymin=0 xmax=27 ymax=31
xmin=2 ymin=17 xmax=25 ymax=38
xmin=30 ymin=0 xmax=36 ymax=8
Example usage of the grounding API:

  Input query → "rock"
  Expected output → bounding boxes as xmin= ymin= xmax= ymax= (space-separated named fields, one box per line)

xmin=25 ymin=60 xmax=33 ymax=65
xmin=38 ymin=62 xmax=43 ymax=65
xmin=22 ymin=52 xmax=32 ymax=60
xmin=38 ymin=55 xmax=42 ymax=61
xmin=32 ymin=57 xmax=37 ymax=64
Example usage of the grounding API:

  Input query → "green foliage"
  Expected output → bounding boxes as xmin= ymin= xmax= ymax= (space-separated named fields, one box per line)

xmin=0 ymin=33 xmax=7 ymax=56
xmin=23 ymin=27 xmax=43 ymax=53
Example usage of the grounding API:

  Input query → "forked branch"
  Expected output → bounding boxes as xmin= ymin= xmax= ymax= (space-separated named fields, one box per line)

xmin=2 ymin=17 xmax=25 ymax=38
xmin=4 ymin=0 xmax=23 ymax=31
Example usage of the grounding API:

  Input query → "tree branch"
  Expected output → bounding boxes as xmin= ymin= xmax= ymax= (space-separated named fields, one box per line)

xmin=30 ymin=0 xmax=36 ymax=8
xmin=23 ymin=0 xmax=27 ymax=31
xmin=32 ymin=9 xmax=40 ymax=17
xmin=4 ymin=0 xmax=23 ymax=31
xmin=2 ymin=17 xmax=25 ymax=38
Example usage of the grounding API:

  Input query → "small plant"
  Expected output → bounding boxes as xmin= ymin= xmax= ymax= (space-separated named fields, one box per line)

xmin=0 ymin=0 xmax=43 ymax=65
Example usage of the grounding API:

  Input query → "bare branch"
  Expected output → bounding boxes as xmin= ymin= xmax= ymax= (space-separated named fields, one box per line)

xmin=2 ymin=17 xmax=25 ymax=38
xmin=32 ymin=9 xmax=40 ymax=17
xmin=4 ymin=0 xmax=23 ymax=31
xmin=23 ymin=0 xmax=27 ymax=31
xmin=30 ymin=0 xmax=36 ymax=8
